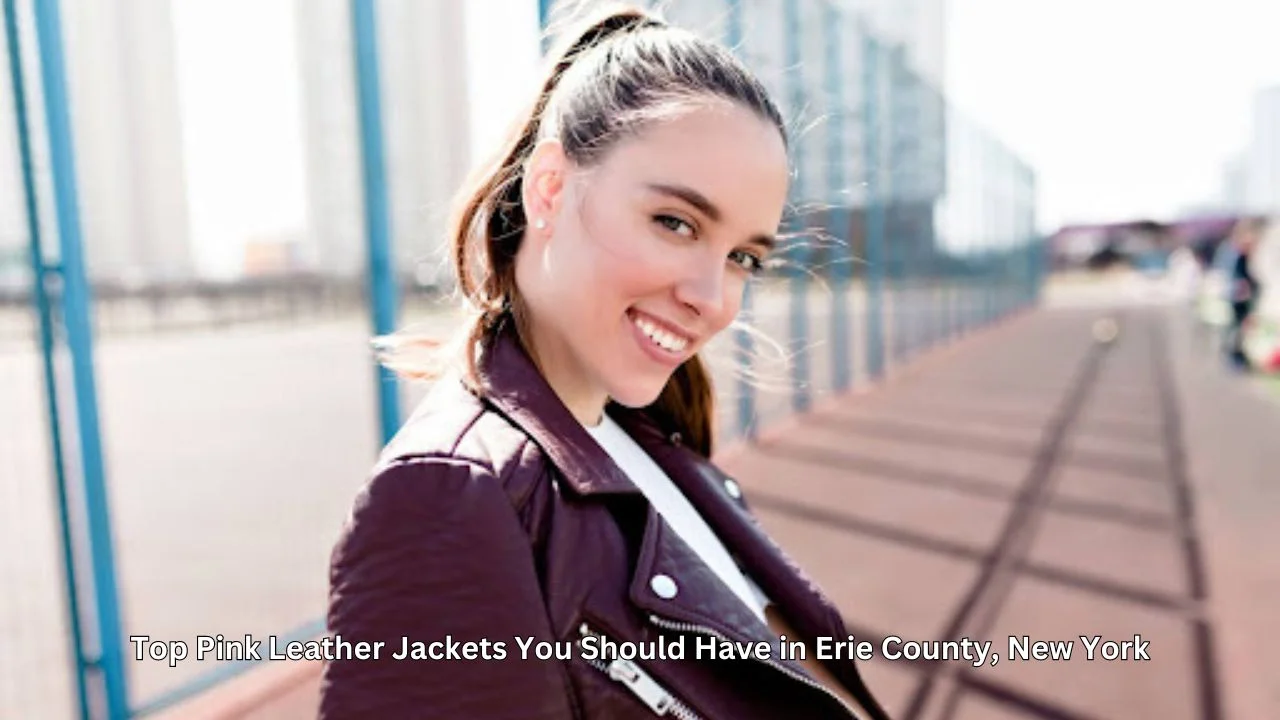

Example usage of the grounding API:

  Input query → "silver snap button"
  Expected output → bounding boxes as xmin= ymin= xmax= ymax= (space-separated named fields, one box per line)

xmin=650 ymin=574 xmax=678 ymax=599
xmin=724 ymin=478 xmax=742 ymax=499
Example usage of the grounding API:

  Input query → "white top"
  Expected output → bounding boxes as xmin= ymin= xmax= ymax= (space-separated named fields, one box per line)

xmin=584 ymin=414 xmax=771 ymax=623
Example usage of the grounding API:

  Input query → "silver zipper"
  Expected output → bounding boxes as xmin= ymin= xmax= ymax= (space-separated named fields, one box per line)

xmin=577 ymin=622 xmax=705 ymax=719
xmin=646 ymin=614 xmax=868 ymax=720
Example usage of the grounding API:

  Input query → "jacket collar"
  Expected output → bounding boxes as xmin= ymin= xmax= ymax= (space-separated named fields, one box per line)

xmin=613 ymin=411 xmax=846 ymax=636
xmin=475 ymin=323 xmax=836 ymax=631
xmin=475 ymin=323 xmax=825 ymax=618
xmin=474 ymin=326 xmax=821 ymax=658
xmin=474 ymin=325 xmax=885 ymax=717
xmin=475 ymin=322 xmax=647 ymax=497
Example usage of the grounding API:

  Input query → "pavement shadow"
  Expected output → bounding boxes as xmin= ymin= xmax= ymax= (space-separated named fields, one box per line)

xmin=727 ymin=310 xmax=1222 ymax=720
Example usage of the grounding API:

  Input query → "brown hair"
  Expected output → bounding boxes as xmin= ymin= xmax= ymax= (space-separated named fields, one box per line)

xmin=384 ymin=2 xmax=786 ymax=458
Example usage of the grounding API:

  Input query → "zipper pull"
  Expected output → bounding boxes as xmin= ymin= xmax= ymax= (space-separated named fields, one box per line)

xmin=607 ymin=658 xmax=675 ymax=715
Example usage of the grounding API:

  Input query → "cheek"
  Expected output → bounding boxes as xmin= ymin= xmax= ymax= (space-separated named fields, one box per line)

xmin=577 ymin=216 xmax=680 ymax=295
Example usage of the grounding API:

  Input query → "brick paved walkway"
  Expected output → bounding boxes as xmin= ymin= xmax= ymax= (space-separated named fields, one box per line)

xmin=160 ymin=305 xmax=1280 ymax=719
xmin=724 ymin=307 xmax=1213 ymax=720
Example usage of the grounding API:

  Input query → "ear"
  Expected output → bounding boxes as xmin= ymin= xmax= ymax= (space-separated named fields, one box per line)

xmin=522 ymin=139 xmax=568 ymax=236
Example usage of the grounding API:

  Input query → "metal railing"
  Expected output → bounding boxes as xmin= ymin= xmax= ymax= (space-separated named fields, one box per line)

xmin=2 ymin=0 xmax=1041 ymax=717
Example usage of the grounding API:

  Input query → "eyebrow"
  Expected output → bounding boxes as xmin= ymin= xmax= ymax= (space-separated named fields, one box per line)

xmin=645 ymin=182 xmax=777 ymax=250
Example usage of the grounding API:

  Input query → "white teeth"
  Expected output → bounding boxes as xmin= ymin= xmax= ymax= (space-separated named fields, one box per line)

xmin=632 ymin=315 xmax=688 ymax=353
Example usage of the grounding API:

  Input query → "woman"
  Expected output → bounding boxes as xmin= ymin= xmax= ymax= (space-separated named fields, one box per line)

xmin=1223 ymin=216 xmax=1266 ymax=369
xmin=320 ymin=5 xmax=890 ymax=719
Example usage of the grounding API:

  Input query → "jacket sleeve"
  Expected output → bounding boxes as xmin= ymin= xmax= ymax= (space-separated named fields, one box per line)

xmin=319 ymin=456 xmax=577 ymax=719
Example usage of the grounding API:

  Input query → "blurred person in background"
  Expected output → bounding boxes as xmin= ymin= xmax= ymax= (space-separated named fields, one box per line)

xmin=319 ymin=4 xmax=889 ymax=719
xmin=1224 ymin=216 xmax=1267 ymax=370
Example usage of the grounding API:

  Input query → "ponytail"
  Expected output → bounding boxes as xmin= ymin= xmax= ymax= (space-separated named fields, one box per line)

xmin=447 ymin=4 xmax=663 ymax=380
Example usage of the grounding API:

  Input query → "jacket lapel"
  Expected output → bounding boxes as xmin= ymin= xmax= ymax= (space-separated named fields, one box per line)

xmin=618 ymin=411 xmax=891 ymax=719
xmin=475 ymin=324 xmax=637 ymax=497
xmin=474 ymin=326 xmax=830 ymax=679
xmin=613 ymin=411 xmax=851 ymax=654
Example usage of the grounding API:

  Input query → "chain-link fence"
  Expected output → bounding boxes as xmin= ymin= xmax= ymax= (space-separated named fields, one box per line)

xmin=609 ymin=0 xmax=1044 ymax=447
xmin=2 ymin=0 xmax=1040 ymax=717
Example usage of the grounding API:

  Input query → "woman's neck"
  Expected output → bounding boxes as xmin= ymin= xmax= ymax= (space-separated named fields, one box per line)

xmin=521 ymin=324 xmax=608 ymax=428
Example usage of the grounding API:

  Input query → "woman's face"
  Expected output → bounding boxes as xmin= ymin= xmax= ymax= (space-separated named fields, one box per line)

xmin=516 ymin=101 xmax=789 ymax=425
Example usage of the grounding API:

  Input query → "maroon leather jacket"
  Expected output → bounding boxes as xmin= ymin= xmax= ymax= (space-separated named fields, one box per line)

xmin=320 ymin=326 xmax=890 ymax=719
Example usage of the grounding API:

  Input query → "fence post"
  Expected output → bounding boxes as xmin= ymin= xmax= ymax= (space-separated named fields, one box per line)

xmin=903 ymin=60 xmax=924 ymax=360
xmin=1028 ymin=165 xmax=1042 ymax=306
xmin=861 ymin=26 xmax=885 ymax=380
xmin=723 ymin=0 xmax=757 ymax=441
xmin=1024 ymin=162 xmax=1034 ymax=307
xmin=3 ymin=1 xmax=91 ymax=717
xmin=538 ymin=0 xmax=554 ymax=52
xmin=928 ymin=84 xmax=944 ymax=350
xmin=899 ymin=57 xmax=918 ymax=360
xmin=784 ymin=0 xmax=810 ymax=413
xmin=29 ymin=0 xmax=130 ymax=715
xmin=825 ymin=0 xmax=849 ymax=393
xmin=351 ymin=0 xmax=401 ymax=445
xmin=886 ymin=45 xmax=904 ymax=366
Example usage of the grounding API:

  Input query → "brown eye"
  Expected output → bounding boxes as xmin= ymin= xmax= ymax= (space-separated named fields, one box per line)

xmin=654 ymin=214 xmax=695 ymax=238
xmin=729 ymin=249 xmax=764 ymax=274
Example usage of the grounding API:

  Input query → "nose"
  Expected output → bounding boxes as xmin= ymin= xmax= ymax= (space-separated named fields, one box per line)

xmin=673 ymin=253 xmax=729 ymax=319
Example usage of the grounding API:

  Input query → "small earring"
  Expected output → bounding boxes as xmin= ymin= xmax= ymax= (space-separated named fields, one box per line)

xmin=533 ymin=218 xmax=546 ymax=230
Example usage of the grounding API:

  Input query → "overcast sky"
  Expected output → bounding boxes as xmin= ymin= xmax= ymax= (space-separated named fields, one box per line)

xmin=945 ymin=0 xmax=1280 ymax=230
xmin=165 ymin=0 xmax=1280 ymax=275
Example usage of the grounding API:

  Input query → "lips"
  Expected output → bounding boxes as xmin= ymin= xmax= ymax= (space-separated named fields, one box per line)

xmin=627 ymin=309 xmax=694 ymax=355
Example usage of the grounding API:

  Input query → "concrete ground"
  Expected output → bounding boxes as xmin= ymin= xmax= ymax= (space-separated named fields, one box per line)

xmin=6 ymin=272 xmax=1278 ymax=719
xmin=148 ymin=296 xmax=1280 ymax=720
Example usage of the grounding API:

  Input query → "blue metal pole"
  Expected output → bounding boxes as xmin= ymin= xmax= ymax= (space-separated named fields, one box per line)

xmin=975 ymin=128 xmax=986 ymax=331
xmin=351 ymin=0 xmax=401 ymax=446
xmin=862 ymin=28 xmax=885 ymax=380
xmin=824 ymin=1 xmax=850 ymax=394
xmin=538 ymin=0 xmax=554 ymax=53
xmin=1002 ymin=147 xmax=1012 ymax=319
xmin=784 ymin=0 xmax=810 ymax=413
xmin=1029 ymin=167 xmax=1042 ymax=306
xmin=994 ymin=148 xmax=1002 ymax=323
xmin=943 ymin=104 xmax=954 ymax=344
xmin=1017 ymin=165 xmax=1026 ymax=311
xmin=902 ymin=59 xmax=922 ymax=360
xmin=897 ymin=53 xmax=910 ymax=362
xmin=989 ymin=143 xmax=998 ymax=326
xmin=30 ymin=0 xmax=129 ymax=716
xmin=986 ymin=247 xmax=995 ymax=325
xmin=979 ymin=136 xmax=989 ymax=328
xmin=886 ymin=46 xmax=902 ymax=366
xmin=725 ymin=0 xmax=756 ymax=441
xmin=928 ymin=84 xmax=943 ymax=350
xmin=130 ymin=617 xmax=327 ymax=717
xmin=982 ymin=251 xmax=991 ymax=326
xmin=967 ymin=131 xmax=977 ymax=327
xmin=4 ymin=3 xmax=91 ymax=718
xmin=726 ymin=0 xmax=743 ymax=48
xmin=1026 ymin=166 xmax=1035 ymax=307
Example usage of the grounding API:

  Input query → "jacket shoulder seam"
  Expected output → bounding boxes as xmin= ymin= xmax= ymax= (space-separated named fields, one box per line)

xmin=381 ymin=453 xmax=496 ymax=477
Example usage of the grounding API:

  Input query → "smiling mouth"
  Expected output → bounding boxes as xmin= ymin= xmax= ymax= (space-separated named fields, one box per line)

xmin=628 ymin=309 xmax=692 ymax=354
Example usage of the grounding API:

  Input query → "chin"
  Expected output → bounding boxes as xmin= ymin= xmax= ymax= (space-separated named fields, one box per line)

xmin=606 ymin=377 xmax=671 ymax=410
